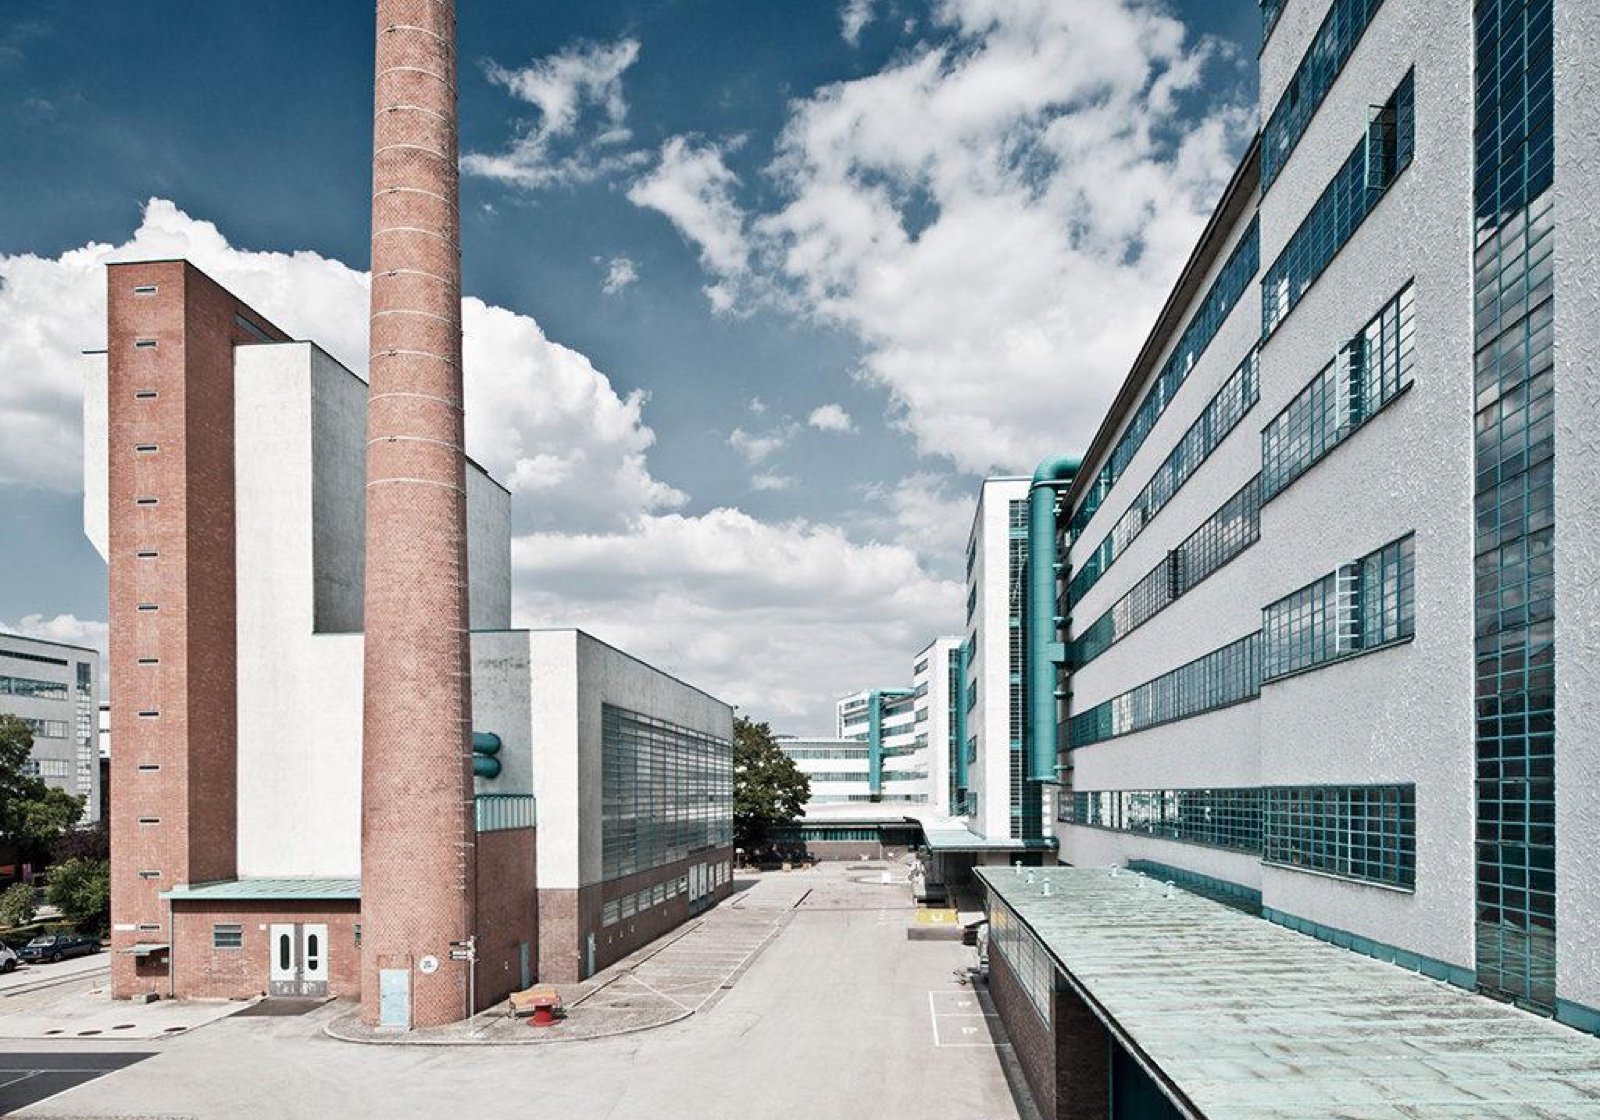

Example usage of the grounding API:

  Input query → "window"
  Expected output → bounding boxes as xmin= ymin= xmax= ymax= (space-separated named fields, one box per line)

xmin=135 ymin=497 xmax=159 ymax=507
xmin=0 ymin=675 xmax=69 ymax=701
xmin=137 ymin=870 xmax=161 ymax=880
xmin=601 ymin=705 xmax=733 ymax=883
xmin=30 ymin=759 xmax=71 ymax=779
xmin=137 ymin=816 xmax=160 ymax=825
xmin=1262 ymin=534 xmax=1414 ymax=680
xmin=601 ymin=900 xmax=621 ymax=927
xmin=134 ymin=390 xmax=158 ymax=400
xmin=1064 ymin=788 xmax=1262 ymax=853
xmin=1069 ymin=349 xmax=1259 ymax=604
xmin=134 ymin=339 xmax=158 ymax=349
xmin=1069 ymin=632 xmax=1261 ymax=749
xmin=1264 ymin=785 xmax=1415 ymax=888
xmin=135 ymin=444 xmax=159 ymax=453
xmin=1261 ymin=0 xmax=1390 ymax=192
xmin=1262 ymin=283 xmax=1416 ymax=499
xmin=1071 ymin=219 xmax=1260 ymax=537
xmin=133 ymin=284 xmax=159 ymax=295
xmin=987 ymin=895 xmax=1055 ymax=1022
xmin=1263 ymin=71 xmax=1415 ymax=336
xmin=14 ymin=718 xmax=70 ymax=739
xmin=212 ymin=924 xmax=243 ymax=949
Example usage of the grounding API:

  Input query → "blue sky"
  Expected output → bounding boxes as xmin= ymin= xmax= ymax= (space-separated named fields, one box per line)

xmin=0 ymin=0 xmax=1259 ymax=732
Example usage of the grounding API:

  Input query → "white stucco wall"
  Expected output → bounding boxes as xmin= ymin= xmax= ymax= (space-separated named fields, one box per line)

xmin=967 ymin=478 xmax=1029 ymax=841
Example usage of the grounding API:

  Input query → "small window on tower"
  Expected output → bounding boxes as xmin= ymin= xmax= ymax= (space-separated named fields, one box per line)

xmin=133 ymin=285 xmax=159 ymax=295
xmin=134 ymin=339 xmax=158 ymax=349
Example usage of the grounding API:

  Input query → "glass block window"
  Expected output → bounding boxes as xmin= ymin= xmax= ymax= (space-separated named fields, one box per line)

xmin=212 ymin=924 xmax=244 ymax=949
xmin=1068 ymin=631 xmax=1261 ymax=750
xmin=1263 ymin=534 xmax=1415 ymax=681
xmin=1071 ymin=219 xmax=1260 ymax=538
xmin=1072 ymin=477 xmax=1261 ymax=668
xmin=14 ymin=718 xmax=69 ymax=740
xmin=0 ymin=675 xmax=69 ymax=700
xmin=1261 ymin=0 xmax=1390 ymax=192
xmin=601 ymin=705 xmax=733 ymax=883
xmin=1065 ymin=788 xmax=1262 ymax=853
xmin=1263 ymin=71 xmax=1414 ymax=337
xmin=1069 ymin=349 xmax=1259 ymax=605
xmin=1261 ymin=0 xmax=1287 ymax=43
xmin=1263 ymin=283 xmax=1416 ymax=499
xmin=1263 ymin=785 xmax=1415 ymax=888
xmin=1008 ymin=502 xmax=1038 ymax=840
xmin=1473 ymin=0 xmax=1556 ymax=1014
xmin=988 ymin=894 xmax=1055 ymax=1023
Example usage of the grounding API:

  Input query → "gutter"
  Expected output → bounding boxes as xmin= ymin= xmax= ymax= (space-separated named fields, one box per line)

xmin=1027 ymin=455 xmax=1081 ymax=783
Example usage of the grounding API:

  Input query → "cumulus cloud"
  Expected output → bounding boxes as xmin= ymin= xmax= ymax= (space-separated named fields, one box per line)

xmin=512 ymin=509 xmax=961 ymax=726
xmin=0 ymin=199 xmax=683 ymax=531
xmin=600 ymin=255 xmax=639 ymax=294
xmin=807 ymin=403 xmax=856 ymax=433
xmin=462 ymin=38 xmax=649 ymax=189
xmin=633 ymin=0 xmax=1253 ymax=473
xmin=750 ymin=472 xmax=795 ymax=492
xmin=856 ymin=471 xmax=976 ymax=570
xmin=840 ymin=0 xmax=882 ymax=45
xmin=626 ymin=137 xmax=752 ymax=313
xmin=728 ymin=423 xmax=796 ymax=465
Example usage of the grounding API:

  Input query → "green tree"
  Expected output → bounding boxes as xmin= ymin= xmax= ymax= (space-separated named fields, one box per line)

xmin=734 ymin=716 xmax=810 ymax=853
xmin=45 ymin=859 xmax=109 ymax=935
xmin=0 ymin=715 xmax=85 ymax=871
xmin=0 ymin=882 xmax=36 ymax=929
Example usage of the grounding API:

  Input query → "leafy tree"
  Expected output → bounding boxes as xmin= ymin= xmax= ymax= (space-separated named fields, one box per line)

xmin=45 ymin=859 xmax=110 ymax=935
xmin=733 ymin=716 xmax=810 ymax=852
xmin=53 ymin=817 xmax=110 ymax=864
xmin=0 ymin=715 xmax=85 ymax=870
xmin=0 ymin=882 xmax=36 ymax=929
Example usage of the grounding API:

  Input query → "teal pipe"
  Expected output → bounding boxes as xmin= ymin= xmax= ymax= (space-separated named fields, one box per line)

xmin=471 ymin=732 xmax=502 ymax=755
xmin=953 ymin=642 xmax=969 ymax=801
xmin=472 ymin=731 xmax=502 ymax=780
xmin=473 ymin=754 xmax=502 ymax=779
xmin=867 ymin=689 xmax=914 ymax=798
xmin=1027 ymin=455 xmax=1081 ymax=782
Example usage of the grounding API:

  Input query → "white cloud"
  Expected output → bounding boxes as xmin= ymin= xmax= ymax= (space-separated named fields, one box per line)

xmin=747 ymin=396 xmax=768 ymax=415
xmin=626 ymin=137 xmax=752 ymax=313
xmin=728 ymin=423 xmax=796 ymax=465
xmin=856 ymin=471 xmax=975 ymax=569
xmin=462 ymin=38 xmax=649 ymax=189
xmin=807 ymin=403 xmax=856 ymax=433
xmin=601 ymin=255 xmax=639 ymax=294
xmin=840 ymin=0 xmax=882 ymax=45
xmin=750 ymin=472 xmax=794 ymax=492
xmin=0 ymin=199 xmax=684 ymax=531
xmin=512 ymin=509 xmax=961 ymax=728
xmin=633 ymin=0 xmax=1253 ymax=474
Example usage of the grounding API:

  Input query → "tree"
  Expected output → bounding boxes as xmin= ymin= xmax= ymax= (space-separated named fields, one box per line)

xmin=734 ymin=716 xmax=810 ymax=853
xmin=45 ymin=859 xmax=110 ymax=935
xmin=0 ymin=882 xmax=35 ymax=929
xmin=0 ymin=715 xmax=85 ymax=872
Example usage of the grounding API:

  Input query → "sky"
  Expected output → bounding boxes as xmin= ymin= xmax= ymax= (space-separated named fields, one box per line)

xmin=0 ymin=0 xmax=1259 ymax=734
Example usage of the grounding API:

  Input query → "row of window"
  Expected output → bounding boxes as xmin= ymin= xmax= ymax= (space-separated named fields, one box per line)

xmin=1261 ymin=0 xmax=1389 ymax=193
xmin=1262 ymin=70 xmax=1415 ymax=337
xmin=1072 ymin=475 xmax=1262 ymax=669
xmin=1068 ymin=632 xmax=1261 ymax=750
xmin=988 ymin=895 xmax=1055 ymax=1023
xmin=809 ymin=793 xmax=929 ymax=804
xmin=11 ymin=717 xmax=69 ymax=740
xmin=1262 ymin=534 xmax=1415 ymax=680
xmin=802 ymin=771 xmax=871 ymax=784
xmin=1062 ymin=784 xmax=1416 ymax=889
xmin=880 ymin=769 xmax=928 ymax=783
xmin=0 ymin=674 xmax=69 ymax=701
xmin=600 ymin=705 xmax=733 ymax=883
xmin=1260 ymin=0 xmax=1286 ymax=43
xmin=599 ymin=863 xmax=730 ymax=927
xmin=1262 ymin=282 xmax=1416 ymax=499
xmin=779 ymin=746 xmax=867 ymax=760
xmin=1072 ymin=219 xmax=1261 ymax=537
xmin=1069 ymin=349 xmax=1259 ymax=605
xmin=24 ymin=758 xmax=72 ymax=779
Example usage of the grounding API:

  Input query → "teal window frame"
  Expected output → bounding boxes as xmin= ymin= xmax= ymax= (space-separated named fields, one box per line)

xmin=1068 ymin=631 xmax=1261 ymax=750
xmin=1262 ymin=533 xmax=1415 ymax=681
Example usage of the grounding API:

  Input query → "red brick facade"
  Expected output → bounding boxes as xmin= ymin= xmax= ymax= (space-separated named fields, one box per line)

xmin=169 ymin=901 xmax=361 ymax=1001
xmin=360 ymin=0 xmax=477 ymax=1028
xmin=988 ymin=941 xmax=1111 ymax=1120
xmin=473 ymin=827 xmax=537 ymax=1009
xmin=105 ymin=261 xmax=289 ymax=999
xmin=539 ymin=847 xmax=735 ymax=983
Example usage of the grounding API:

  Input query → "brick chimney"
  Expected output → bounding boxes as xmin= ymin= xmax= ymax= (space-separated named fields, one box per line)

xmin=360 ymin=0 xmax=475 ymax=1028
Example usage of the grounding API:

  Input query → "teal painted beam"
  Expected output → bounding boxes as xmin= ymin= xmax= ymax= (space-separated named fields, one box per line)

xmin=954 ymin=643 xmax=969 ymax=799
xmin=1027 ymin=455 xmax=1080 ymax=782
xmin=867 ymin=689 xmax=915 ymax=798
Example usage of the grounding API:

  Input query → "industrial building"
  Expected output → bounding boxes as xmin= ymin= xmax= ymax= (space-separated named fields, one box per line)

xmin=0 ymin=631 xmax=101 ymax=826
xmin=967 ymin=0 xmax=1600 ymax=1113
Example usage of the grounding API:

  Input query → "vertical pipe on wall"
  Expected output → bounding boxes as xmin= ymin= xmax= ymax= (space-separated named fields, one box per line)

xmin=1027 ymin=456 xmax=1080 ymax=783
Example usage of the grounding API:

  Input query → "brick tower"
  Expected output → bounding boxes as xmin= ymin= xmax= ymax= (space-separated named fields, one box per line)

xmin=360 ymin=0 xmax=475 ymax=1028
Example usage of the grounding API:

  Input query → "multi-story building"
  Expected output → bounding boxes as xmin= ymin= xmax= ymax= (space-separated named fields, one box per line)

xmin=0 ymin=631 xmax=101 ymax=826
xmin=833 ymin=688 xmax=921 ymax=801
xmin=972 ymin=1 xmax=1600 ymax=1113
xmin=83 ymin=261 xmax=732 ymax=1008
xmin=912 ymin=637 xmax=964 ymax=818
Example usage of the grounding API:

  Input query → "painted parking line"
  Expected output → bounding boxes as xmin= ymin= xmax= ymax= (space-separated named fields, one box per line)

xmin=927 ymin=991 xmax=1004 ymax=1049
xmin=0 ymin=1052 xmax=155 ymax=1114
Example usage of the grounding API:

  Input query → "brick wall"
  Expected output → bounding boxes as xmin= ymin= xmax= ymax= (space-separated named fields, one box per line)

xmin=987 ymin=942 xmax=1111 ymax=1120
xmin=989 ymin=940 xmax=1058 ymax=1118
xmin=105 ymin=261 xmax=289 ymax=999
xmin=539 ymin=845 xmax=734 ymax=982
xmin=474 ymin=826 xmax=537 ymax=1008
xmin=169 ymin=901 xmax=360 ymax=1000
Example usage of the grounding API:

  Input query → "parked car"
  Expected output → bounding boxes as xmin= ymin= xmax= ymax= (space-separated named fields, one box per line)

xmin=17 ymin=933 xmax=99 ymax=964
xmin=0 ymin=943 xmax=17 ymax=973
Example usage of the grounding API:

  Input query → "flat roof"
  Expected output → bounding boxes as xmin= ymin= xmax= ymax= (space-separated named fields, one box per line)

xmin=923 ymin=828 xmax=1051 ymax=853
xmin=162 ymin=878 xmax=360 ymax=902
xmin=978 ymin=866 xmax=1600 ymax=1119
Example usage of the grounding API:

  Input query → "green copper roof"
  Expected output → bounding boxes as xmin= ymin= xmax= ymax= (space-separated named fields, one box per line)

xmin=978 ymin=866 xmax=1600 ymax=1118
xmin=162 ymin=878 xmax=361 ymax=902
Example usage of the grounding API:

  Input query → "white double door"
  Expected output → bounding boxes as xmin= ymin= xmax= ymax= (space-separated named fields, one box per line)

xmin=268 ymin=923 xmax=329 ymax=997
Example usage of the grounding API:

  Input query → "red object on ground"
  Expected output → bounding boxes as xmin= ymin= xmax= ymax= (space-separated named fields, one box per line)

xmin=527 ymin=994 xmax=559 ymax=1027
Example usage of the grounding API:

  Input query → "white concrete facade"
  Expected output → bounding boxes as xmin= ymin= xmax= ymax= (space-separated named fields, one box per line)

xmin=0 ymin=631 xmax=101 ymax=824
xmin=965 ymin=477 xmax=1031 ymax=842
xmin=1050 ymin=0 xmax=1600 ymax=1027
xmin=913 ymin=637 xmax=963 ymax=819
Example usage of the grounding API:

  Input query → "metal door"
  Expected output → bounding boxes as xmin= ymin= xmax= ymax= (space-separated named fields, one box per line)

xmin=268 ymin=924 xmax=298 ymax=996
xmin=300 ymin=924 xmax=329 ymax=997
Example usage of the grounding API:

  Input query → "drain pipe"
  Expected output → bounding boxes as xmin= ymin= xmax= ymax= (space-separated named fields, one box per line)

xmin=1027 ymin=455 xmax=1081 ymax=782
xmin=953 ymin=642 xmax=969 ymax=810
xmin=868 ymin=688 xmax=914 ymax=799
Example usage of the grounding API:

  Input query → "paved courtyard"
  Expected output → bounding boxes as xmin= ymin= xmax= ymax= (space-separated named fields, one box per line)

xmin=0 ymin=863 xmax=1027 ymax=1120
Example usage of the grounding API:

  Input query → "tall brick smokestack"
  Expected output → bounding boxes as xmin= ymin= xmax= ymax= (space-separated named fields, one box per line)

xmin=360 ymin=0 xmax=474 ymax=1028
